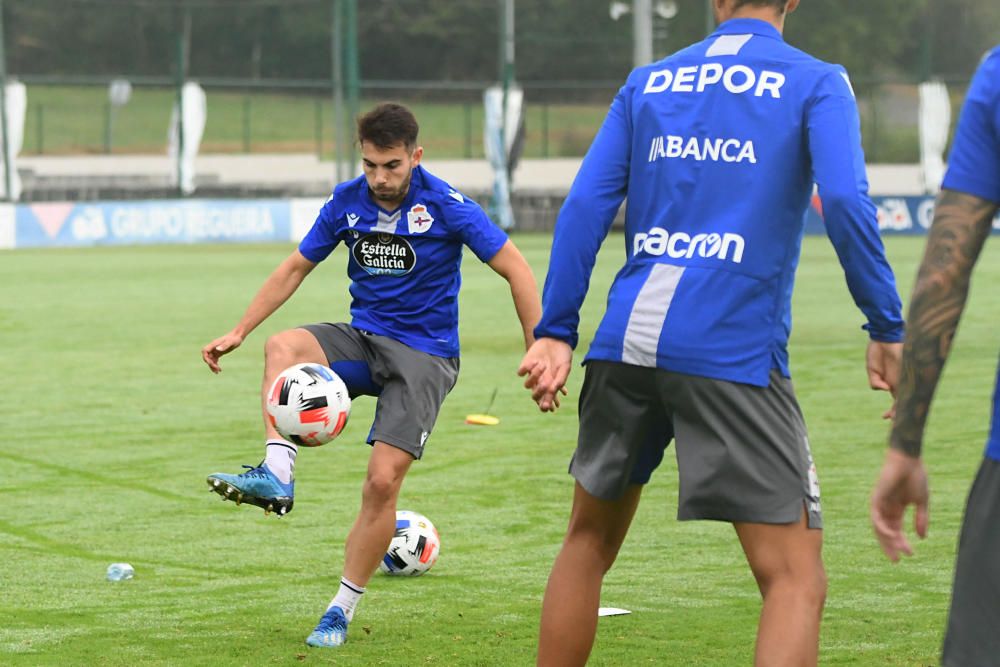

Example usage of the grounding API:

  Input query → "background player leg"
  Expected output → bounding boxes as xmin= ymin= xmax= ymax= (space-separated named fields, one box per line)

xmin=734 ymin=511 xmax=826 ymax=667
xmin=344 ymin=441 xmax=415 ymax=587
xmin=307 ymin=441 xmax=414 ymax=647
xmin=537 ymin=482 xmax=642 ymax=667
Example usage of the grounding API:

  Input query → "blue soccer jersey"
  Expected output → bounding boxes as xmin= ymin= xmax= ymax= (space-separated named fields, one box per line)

xmin=942 ymin=46 xmax=1000 ymax=461
xmin=534 ymin=18 xmax=904 ymax=387
xmin=298 ymin=165 xmax=508 ymax=358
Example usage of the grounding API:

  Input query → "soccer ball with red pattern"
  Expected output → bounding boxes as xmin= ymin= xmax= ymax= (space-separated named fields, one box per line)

xmin=380 ymin=510 xmax=440 ymax=576
xmin=265 ymin=363 xmax=351 ymax=447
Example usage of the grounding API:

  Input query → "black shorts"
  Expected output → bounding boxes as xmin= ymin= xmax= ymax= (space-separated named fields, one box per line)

xmin=942 ymin=456 xmax=1000 ymax=667
xmin=302 ymin=323 xmax=459 ymax=459
xmin=571 ymin=361 xmax=821 ymax=528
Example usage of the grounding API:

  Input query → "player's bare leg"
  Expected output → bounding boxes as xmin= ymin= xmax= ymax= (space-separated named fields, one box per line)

xmin=343 ymin=441 xmax=415 ymax=586
xmin=734 ymin=510 xmax=826 ymax=667
xmin=537 ymin=482 xmax=642 ymax=667
xmin=307 ymin=441 xmax=414 ymax=648
xmin=261 ymin=329 xmax=328 ymax=439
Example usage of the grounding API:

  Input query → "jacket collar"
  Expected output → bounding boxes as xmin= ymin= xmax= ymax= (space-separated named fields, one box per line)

xmin=712 ymin=18 xmax=783 ymax=41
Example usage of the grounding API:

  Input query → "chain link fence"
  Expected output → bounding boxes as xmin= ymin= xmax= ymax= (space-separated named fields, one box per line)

xmin=4 ymin=0 xmax=997 ymax=163
xmin=14 ymin=76 xmax=970 ymax=164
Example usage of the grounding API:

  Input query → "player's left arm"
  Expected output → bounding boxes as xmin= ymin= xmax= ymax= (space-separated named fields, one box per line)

xmin=808 ymin=67 xmax=905 ymax=394
xmin=486 ymin=239 xmax=542 ymax=351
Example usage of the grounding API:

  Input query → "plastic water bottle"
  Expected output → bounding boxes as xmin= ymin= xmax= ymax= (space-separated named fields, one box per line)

xmin=106 ymin=563 xmax=135 ymax=581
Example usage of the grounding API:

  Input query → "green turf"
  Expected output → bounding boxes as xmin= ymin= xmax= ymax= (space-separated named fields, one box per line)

xmin=1 ymin=233 xmax=995 ymax=665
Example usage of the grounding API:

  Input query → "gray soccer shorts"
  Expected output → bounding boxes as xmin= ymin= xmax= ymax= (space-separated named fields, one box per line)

xmin=941 ymin=456 xmax=1000 ymax=667
xmin=301 ymin=323 xmax=459 ymax=459
xmin=571 ymin=360 xmax=822 ymax=528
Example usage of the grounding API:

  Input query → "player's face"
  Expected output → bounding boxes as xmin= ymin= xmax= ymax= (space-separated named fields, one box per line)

xmin=361 ymin=141 xmax=423 ymax=209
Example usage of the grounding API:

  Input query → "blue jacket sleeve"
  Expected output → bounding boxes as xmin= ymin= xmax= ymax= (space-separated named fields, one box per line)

xmin=808 ymin=69 xmax=905 ymax=342
xmin=533 ymin=87 xmax=632 ymax=348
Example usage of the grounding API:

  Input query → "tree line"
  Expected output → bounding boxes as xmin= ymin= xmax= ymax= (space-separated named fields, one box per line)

xmin=6 ymin=0 xmax=999 ymax=90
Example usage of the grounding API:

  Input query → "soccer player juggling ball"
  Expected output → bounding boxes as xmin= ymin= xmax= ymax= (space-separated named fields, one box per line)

xmin=201 ymin=103 xmax=540 ymax=649
xmin=519 ymin=1 xmax=904 ymax=665
xmin=871 ymin=45 xmax=1000 ymax=667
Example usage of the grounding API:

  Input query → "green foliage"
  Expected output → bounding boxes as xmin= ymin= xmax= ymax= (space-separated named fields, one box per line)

xmin=786 ymin=0 xmax=925 ymax=79
xmin=356 ymin=0 xmax=499 ymax=83
xmin=6 ymin=0 xmax=997 ymax=164
xmin=1 ymin=234 xmax=995 ymax=665
xmin=5 ymin=0 xmax=999 ymax=85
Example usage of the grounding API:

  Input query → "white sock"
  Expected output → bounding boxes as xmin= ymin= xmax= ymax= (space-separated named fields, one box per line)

xmin=264 ymin=439 xmax=297 ymax=484
xmin=328 ymin=577 xmax=366 ymax=621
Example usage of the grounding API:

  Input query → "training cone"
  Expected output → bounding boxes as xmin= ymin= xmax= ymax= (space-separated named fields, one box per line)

xmin=465 ymin=413 xmax=500 ymax=426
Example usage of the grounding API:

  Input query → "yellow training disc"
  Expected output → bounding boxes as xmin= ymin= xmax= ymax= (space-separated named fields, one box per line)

xmin=465 ymin=413 xmax=500 ymax=426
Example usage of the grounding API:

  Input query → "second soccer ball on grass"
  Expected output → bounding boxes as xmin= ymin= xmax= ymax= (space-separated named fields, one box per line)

xmin=380 ymin=510 xmax=440 ymax=576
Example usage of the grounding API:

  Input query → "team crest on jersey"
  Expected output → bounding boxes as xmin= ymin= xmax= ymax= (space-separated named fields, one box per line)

xmin=407 ymin=203 xmax=434 ymax=234
xmin=352 ymin=232 xmax=416 ymax=276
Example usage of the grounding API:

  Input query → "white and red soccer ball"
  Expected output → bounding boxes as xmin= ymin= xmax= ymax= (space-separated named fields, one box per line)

xmin=266 ymin=363 xmax=351 ymax=447
xmin=380 ymin=510 xmax=440 ymax=576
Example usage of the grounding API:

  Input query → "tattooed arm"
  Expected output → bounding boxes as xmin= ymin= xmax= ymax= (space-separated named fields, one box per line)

xmin=870 ymin=189 xmax=997 ymax=561
xmin=890 ymin=190 xmax=997 ymax=456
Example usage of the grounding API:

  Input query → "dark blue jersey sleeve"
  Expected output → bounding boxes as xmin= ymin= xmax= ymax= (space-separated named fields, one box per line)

xmin=808 ymin=69 xmax=904 ymax=342
xmin=942 ymin=49 xmax=1000 ymax=203
xmin=533 ymin=86 xmax=632 ymax=348
xmin=451 ymin=197 xmax=508 ymax=262
xmin=298 ymin=196 xmax=341 ymax=263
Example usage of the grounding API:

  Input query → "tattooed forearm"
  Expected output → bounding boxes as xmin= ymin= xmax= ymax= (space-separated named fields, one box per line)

xmin=890 ymin=190 xmax=998 ymax=456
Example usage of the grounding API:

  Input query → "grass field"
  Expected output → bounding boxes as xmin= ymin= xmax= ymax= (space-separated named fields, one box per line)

xmin=2 ymin=233 xmax=998 ymax=665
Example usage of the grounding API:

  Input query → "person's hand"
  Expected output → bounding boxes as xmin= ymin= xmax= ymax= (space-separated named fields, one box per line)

xmin=201 ymin=333 xmax=244 ymax=374
xmin=866 ymin=340 xmax=903 ymax=419
xmin=517 ymin=337 xmax=572 ymax=412
xmin=870 ymin=448 xmax=929 ymax=562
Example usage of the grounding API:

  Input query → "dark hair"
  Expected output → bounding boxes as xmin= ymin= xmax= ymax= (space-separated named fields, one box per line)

xmin=733 ymin=0 xmax=790 ymax=12
xmin=357 ymin=102 xmax=419 ymax=150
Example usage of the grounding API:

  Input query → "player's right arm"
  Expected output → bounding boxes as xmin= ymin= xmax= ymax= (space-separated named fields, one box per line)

xmin=871 ymin=48 xmax=1000 ymax=562
xmin=533 ymin=85 xmax=631 ymax=350
xmin=202 ymin=250 xmax=318 ymax=373
xmin=889 ymin=191 xmax=997 ymax=458
xmin=204 ymin=195 xmax=342 ymax=373
xmin=523 ymin=83 xmax=633 ymax=410
xmin=871 ymin=189 xmax=996 ymax=560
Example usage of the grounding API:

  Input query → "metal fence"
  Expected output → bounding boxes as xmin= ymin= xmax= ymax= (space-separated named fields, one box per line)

xmin=15 ymin=75 xmax=972 ymax=165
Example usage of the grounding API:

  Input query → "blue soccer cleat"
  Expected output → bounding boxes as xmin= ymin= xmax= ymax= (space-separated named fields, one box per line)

xmin=206 ymin=462 xmax=294 ymax=516
xmin=305 ymin=606 xmax=349 ymax=648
